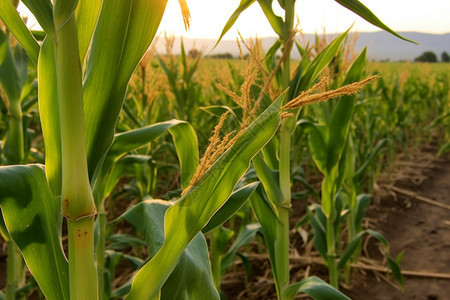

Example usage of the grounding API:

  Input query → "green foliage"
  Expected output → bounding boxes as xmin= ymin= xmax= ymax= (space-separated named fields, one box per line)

xmin=415 ymin=51 xmax=438 ymax=62
xmin=122 ymin=200 xmax=219 ymax=299
xmin=441 ymin=51 xmax=450 ymax=62
xmin=0 ymin=165 xmax=69 ymax=300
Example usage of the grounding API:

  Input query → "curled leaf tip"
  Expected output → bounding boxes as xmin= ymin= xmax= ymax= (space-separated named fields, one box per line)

xmin=178 ymin=0 xmax=191 ymax=30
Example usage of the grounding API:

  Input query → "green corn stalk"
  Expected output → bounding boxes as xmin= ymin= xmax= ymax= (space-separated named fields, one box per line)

xmin=301 ymin=48 xmax=369 ymax=287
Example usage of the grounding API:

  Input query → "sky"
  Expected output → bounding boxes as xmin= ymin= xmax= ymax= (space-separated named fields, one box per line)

xmin=157 ymin=0 xmax=450 ymax=39
xmin=18 ymin=1 xmax=450 ymax=39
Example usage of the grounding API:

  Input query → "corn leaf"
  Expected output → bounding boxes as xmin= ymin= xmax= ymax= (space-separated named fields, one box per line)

xmin=21 ymin=0 xmax=55 ymax=39
xmin=297 ymin=120 xmax=328 ymax=174
xmin=100 ymin=155 xmax=152 ymax=202
xmin=250 ymin=186 xmax=281 ymax=281
xmin=337 ymin=231 xmax=365 ymax=270
xmin=335 ymin=0 xmax=416 ymax=44
xmin=220 ymin=223 xmax=261 ymax=274
xmin=126 ymin=94 xmax=282 ymax=300
xmin=252 ymin=153 xmax=284 ymax=208
xmin=92 ymin=120 xmax=198 ymax=207
xmin=354 ymin=138 xmax=388 ymax=182
xmin=216 ymin=0 xmax=256 ymax=46
xmin=282 ymin=276 xmax=351 ymax=300
xmin=0 ymin=30 xmax=22 ymax=103
xmin=0 ymin=29 xmax=28 ymax=164
xmin=0 ymin=164 xmax=69 ymax=300
xmin=0 ymin=0 xmax=39 ymax=65
xmin=122 ymin=200 xmax=219 ymax=300
xmin=103 ymin=120 xmax=198 ymax=189
xmin=290 ymin=31 xmax=349 ymax=99
xmin=309 ymin=205 xmax=328 ymax=261
xmin=354 ymin=193 xmax=371 ymax=227
xmin=203 ymin=182 xmax=260 ymax=233
xmin=388 ymin=256 xmax=405 ymax=288
xmin=326 ymin=48 xmax=367 ymax=172
xmin=75 ymin=0 xmax=102 ymax=64
xmin=83 ymin=0 xmax=168 ymax=178
xmin=38 ymin=38 xmax=61 ymax=196
xmin=257 ymin=0 xmax=287 ymax=39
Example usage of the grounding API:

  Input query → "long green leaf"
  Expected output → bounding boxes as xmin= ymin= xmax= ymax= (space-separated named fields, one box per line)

xmin=122 ymin=200 xmax=219 ymax=300
xmin=249 ymin=186 xmax=281 ymax=282
xmin=93 ymin=120 xmax=198 ymax=206
xmin=354 ymin=138 xmax=388 ymax=181
xmin=0 ymin=0 xmax=39 ymax=65
xmin=203 ymin=182 xmax=259 ymax=233
xmin=220 ymin=223 xmax=261 ymax=274
xmin=337 ymin=231 xmax=365 ymax=270
xmin=0 ymin=164 xmax=69 ymax=300
xmin=75 ymin=0 xmax=102 ymax=64
xmin=216 ymin=0 xmax=256 ymax=46
xmin=127 ymin=94 xmax=282 ymax=300
xmin=104 ymin=120 xmax=198 ymax=188
xmin=298 ymin=120 xmax=328 ymax=174
xmin=282 ymin=276 xmax=350 ymax=300
xmin=101 ymin=155 xmax=152 ymax=202
xmin=84 ymin=0 xmax=168 ymax=178
xmin=257 ymin=0 xmax=287 ymax=39
xmin=83 ymin=0 xmax=132 ymax=177
xmin=326 ymin=48 xmax=367 ymax=172
xmin=0 ymin=30 xmax=22 ymax=103
xmin=335 ymin=0 xmax=416 ymax=44
xmin=252 ymin=153 xmax=284 ymax=208
xmin=290 ymin=31 xmax=349 ymax=99
xmin=354 ymin=193 xmax=371 ymax=228
xmin=38 ymin=38 xmax=61 ymax=196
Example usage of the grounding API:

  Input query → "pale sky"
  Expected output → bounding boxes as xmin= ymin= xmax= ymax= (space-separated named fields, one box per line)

xmin=19 ymin=1 xmax=450 ymax=39
xmin=158 ymin=0 xmax=450 ymax=39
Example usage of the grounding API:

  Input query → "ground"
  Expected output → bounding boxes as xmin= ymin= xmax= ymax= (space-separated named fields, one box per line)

xmin=345 ymin=146 xmax=450 ymax=300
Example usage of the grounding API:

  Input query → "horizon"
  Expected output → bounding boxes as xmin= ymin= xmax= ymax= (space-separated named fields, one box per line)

xmin=153 ymin=30 xmax=450 ymax=42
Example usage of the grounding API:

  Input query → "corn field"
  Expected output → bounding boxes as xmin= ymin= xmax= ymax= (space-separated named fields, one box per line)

xmin=0 ymin=1 xmax=449 ymax=299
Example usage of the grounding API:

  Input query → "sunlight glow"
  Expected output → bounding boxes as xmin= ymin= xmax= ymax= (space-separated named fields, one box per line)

xmin=158 ymin=0 xmax=450 ymax=39
xmin=18 ymin=0 xmax=450 ymax=39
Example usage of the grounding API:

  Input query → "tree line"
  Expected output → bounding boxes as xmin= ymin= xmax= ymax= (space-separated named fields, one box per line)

xmin=415 ymin=51 xmax=450 ymax=62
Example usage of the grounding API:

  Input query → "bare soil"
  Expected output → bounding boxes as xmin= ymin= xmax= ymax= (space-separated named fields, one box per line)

xmin=344 ymin=147 xmax=450 ymax=300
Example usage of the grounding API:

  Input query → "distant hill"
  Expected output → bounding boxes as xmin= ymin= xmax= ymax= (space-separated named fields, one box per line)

xmin=153 ymin=31 xmax=450 ymax=62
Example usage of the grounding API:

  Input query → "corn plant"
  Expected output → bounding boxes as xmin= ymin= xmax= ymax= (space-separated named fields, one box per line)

xmin=300 ymin=48 xmax=404 ymax=288
xmin=158 ymin=38 xmax=203 ymax=123
xmin=218 ymin=0 xmax=413 ymax=297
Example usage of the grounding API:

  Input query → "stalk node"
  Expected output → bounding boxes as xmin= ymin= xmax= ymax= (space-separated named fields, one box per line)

xmin=62 ymin=210 xmax=97 ymax=222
